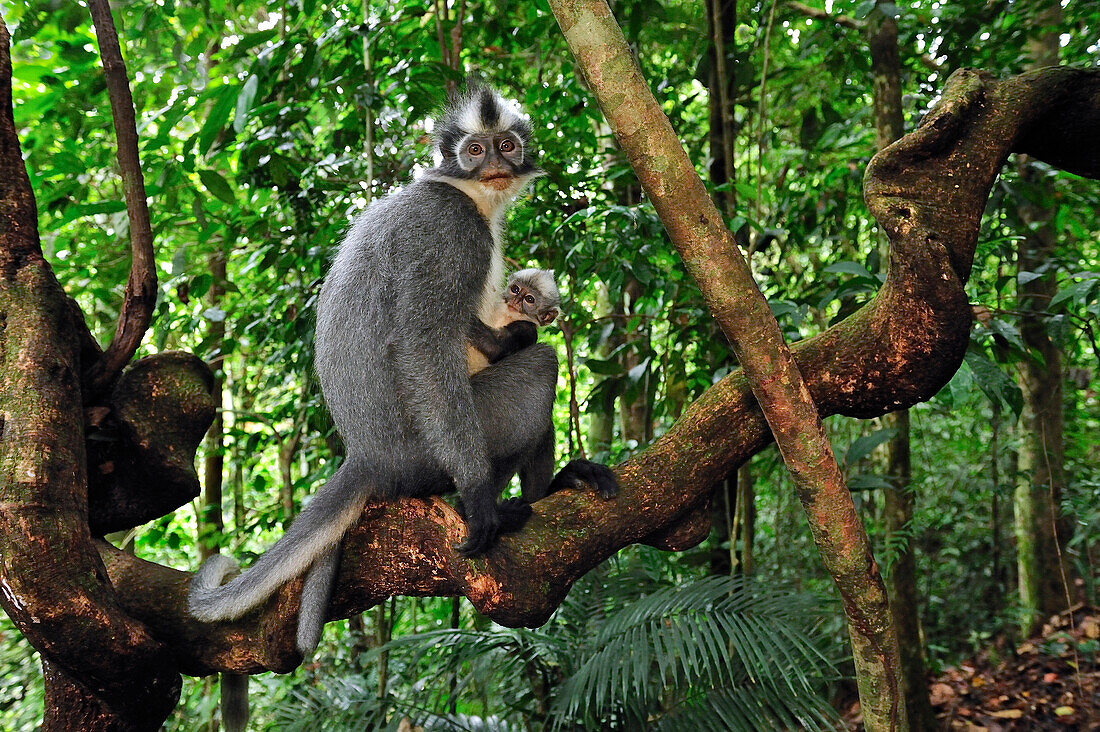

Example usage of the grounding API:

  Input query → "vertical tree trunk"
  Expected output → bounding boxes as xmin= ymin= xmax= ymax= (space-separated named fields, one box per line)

xmin=199 ymin=250 xmax=227 ymax=563
xmin=883 ymin=411 xmax=934 ymax=729
xmin=619 ymin=277 xmax=652 ymax=444
xmin=989 ymin=400 xmax=1007 ymax=610
xmin=1014 ymin=0 xmax=1072 ymax=634
xmin=0 ymin=20 xmax=180 ymax=729
xmin=868 ymin=2 xmax=935 ymax=727
xmin=738 ymin=462 xmax=755 ymax=575
xmin=549 ymin=4 xmax=906 ymax=727
xmin=587 ymin=282 xmax=617 ymax=457
xmin=706 ymin=0 xmax=737 ymax=217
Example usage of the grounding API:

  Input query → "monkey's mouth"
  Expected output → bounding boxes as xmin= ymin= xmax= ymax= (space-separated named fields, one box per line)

xmin=480 ymin=171 xmax=514 ymax=190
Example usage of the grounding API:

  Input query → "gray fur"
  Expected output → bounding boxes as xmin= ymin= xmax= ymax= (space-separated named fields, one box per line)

xmin=188 ymin=86 xmax=560 ymax=655
xmin=220 ymin=674 xmax=249 ymax=732
xmin=296 ymin=545 xmax=340 ymax=655
xmin=510 ymin=269 xmax=560 ymax=312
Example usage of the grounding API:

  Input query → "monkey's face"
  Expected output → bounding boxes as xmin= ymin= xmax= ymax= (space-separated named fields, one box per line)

xmin=505 ymin=279 xmax=559 ymax=325
xmin=457 ymin=132 xmax=526 ymax=190
xmin=430 ymin=85 xmax=542 ymax=189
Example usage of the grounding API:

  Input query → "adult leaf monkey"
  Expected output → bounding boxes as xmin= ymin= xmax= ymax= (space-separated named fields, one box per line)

xmin=189 ymin=86 xmax=618 ymax=661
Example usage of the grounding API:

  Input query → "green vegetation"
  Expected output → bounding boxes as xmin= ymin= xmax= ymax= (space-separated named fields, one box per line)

xmin=1 ymin=0 xmax=1097 ymax=728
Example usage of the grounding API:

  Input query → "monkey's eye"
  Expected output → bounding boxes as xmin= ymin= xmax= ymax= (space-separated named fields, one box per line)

xmin=499 ymin=139 xmax=515 ymax=153
xmin=510 ymin=285 xmax=520 ymax=293
xmin=524 ymin=295 xmax=535 ymax=304
xmin=467 ymin=142 xmax=484 ymax=156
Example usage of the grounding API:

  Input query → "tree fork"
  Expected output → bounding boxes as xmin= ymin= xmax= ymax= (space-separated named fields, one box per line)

xmin=0 ymin=21 xmax=180 ymax=730
xmin=83 ymin=0 xmax=158 ymax=402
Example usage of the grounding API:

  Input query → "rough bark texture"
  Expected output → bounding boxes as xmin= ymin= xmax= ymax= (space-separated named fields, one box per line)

xmin=87 ymin=353 xmax=216 ymax=536
xmin=0 ymin=23 xmax=180 ymax=730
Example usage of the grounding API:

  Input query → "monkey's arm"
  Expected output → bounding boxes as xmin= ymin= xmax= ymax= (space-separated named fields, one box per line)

xmin=389 ymin=235 xmax=504 ymax=554
xmin=467 ymin=318 xmax=537 ymax=363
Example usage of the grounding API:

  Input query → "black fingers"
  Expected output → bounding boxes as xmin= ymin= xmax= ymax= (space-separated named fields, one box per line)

xmin=455 ymin=496 xmax=533 ymax=556
xmin=547 ymin=459 xmax=619 ymax=500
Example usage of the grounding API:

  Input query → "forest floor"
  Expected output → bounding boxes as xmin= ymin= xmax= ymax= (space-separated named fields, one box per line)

xmin=844 ymin=605 xmax=1098 ymax=730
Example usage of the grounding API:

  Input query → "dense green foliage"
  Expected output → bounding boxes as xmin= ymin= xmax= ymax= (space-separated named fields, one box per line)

xmin=2 ymin=0 xmax=1098 ymax=728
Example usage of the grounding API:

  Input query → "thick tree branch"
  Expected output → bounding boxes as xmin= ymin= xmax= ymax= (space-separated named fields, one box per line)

xmin=0 ymin=21 xmax=179 ymax=730
xmin=84 ymin=0 xmax=158 ymax=402
xmin=87 ymin=353 xmax=216 ymax=536
xmin=90 ymin=66 xmax=1100 ymax=683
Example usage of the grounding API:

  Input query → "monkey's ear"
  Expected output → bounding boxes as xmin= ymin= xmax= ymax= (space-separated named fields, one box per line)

xmin=540 ymin=308 xmax=559 ymax=326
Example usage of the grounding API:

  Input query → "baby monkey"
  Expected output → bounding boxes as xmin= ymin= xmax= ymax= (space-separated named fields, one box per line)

xmin=467 ymin=268 xmax=561 ymax=375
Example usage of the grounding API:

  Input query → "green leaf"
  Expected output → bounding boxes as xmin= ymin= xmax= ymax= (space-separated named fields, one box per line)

xmin=198 ymin=169 xmax=236 ymax=204
xmin=57 ymin=200 xmax=128 ymax=226
xmin=1017 ymin=270 xmax=1043 ymax=286
xmin=844 ymin=429 xmax=898 ymax=467
xmin=823 ymin=260 xmax=872 ymax=279
xmin=234 ymin=75 xmax=259 ymax=133
xmin=583 ymin=357 xmax=624 ymax=376
xmin=198 ymin=85 xmax=238 ymax=156
xmin=1050 ymin=277 xmax=1098 ymax=309
xmin=964 ymin=349 xmax=1023 ymax=418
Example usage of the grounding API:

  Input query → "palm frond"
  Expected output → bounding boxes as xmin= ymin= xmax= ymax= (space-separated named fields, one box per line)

xmin=549 ymin=575 xmax=840 ymax=729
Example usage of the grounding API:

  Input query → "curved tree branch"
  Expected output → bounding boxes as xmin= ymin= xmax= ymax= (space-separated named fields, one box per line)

xmin=0 ymin=21 xmax=179 ymax=730
xmin=83 ymin=0 xmax=158 ymax=402
xmin=92 ymin=66 xmax=1100 ymax=684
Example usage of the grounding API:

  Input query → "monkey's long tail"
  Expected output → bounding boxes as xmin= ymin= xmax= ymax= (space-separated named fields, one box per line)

xmin=187 ymin=461 xmax=370 ymax=624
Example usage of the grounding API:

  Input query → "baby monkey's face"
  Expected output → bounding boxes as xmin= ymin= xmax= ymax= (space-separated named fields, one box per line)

xmin=504 ymin=275 xmax=559 ymax=326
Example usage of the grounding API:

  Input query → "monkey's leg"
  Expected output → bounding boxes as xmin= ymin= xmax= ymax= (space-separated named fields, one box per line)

xmin=452 ymin=344 xmax=557 ymax=551
xmin=519 ymin=427 xmax=555 ymax=503
xmin=473 ymin=344 xmax=618 ymax=502
xmin=471 ymin=344 xmax=557 ymax=462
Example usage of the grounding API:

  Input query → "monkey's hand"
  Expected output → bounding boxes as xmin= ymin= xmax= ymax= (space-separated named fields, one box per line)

xmin=499 ymin=320 xmax=537 ymax=354
xmin=466 ymin=319 xmax=537 ymax=365
xmin=496 ymin=497 xmax=534 ymax=533
xmin=547 ymin=459 xmax=619 ymax=500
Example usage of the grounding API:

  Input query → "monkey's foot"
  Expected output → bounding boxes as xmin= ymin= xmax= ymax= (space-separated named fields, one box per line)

xmin=547 ymin=459 xmax=619 ymax=499
xmin=454 ymin=497 xmax=501 ymax=557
